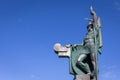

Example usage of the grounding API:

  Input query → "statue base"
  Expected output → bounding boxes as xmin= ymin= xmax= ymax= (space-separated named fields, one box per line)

xmin=74 ymin=74 xmax=90 ymax=80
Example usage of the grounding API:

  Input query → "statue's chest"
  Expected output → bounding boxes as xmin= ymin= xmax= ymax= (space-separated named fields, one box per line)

xmin=85 ymin=31 xmax=94 ymax=39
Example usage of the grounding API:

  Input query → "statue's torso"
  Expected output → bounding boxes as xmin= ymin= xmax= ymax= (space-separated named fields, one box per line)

xmin=83 ymin=30 xmax=95 ymax=53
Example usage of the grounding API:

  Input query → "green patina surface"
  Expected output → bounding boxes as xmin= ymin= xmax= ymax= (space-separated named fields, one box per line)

xmin=69 ymin=24 xmax=102 ymax=75
xmin=70 ymin=45 xmax=90 ymax=75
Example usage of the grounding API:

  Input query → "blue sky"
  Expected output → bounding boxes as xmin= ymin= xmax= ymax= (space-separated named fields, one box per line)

xmin=0 ymin=0 xmax=120 ymax=80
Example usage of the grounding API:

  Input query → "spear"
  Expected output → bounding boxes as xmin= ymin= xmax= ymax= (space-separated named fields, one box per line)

xmin=90 ymin=6 xmax=98 ymax=80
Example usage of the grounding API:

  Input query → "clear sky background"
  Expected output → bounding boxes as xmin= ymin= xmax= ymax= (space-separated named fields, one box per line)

xmin=0 ymin=0 xmax=120 ymax=80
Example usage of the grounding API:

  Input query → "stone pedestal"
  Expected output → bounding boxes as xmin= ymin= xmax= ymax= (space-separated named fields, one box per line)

xmin=74 ymin=74 xmax=90 ymax=80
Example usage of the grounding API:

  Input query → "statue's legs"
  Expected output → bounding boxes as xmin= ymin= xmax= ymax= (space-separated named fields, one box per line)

xmin=90 ymin=53 xmax=96 ymax=79
xmin=86 ymin=43 xmax=96 ymax=79
xmin=76 ymin=54 xmax=90 ymax=74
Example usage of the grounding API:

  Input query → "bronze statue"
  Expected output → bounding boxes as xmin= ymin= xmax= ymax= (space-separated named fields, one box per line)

xmin=54 ymin=6 xmax=102 ymax=80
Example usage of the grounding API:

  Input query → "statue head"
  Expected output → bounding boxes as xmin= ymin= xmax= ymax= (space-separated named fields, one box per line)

xmin=87 ymin=23 xmax=93 ymax=32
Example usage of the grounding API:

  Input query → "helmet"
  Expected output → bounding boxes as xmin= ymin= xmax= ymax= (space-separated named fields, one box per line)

xmin=87 ymin=22 xmax=93 ymax=29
